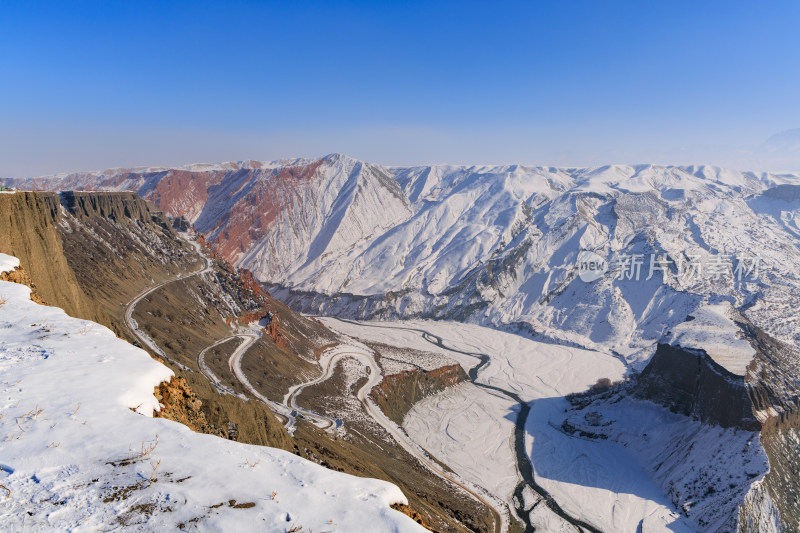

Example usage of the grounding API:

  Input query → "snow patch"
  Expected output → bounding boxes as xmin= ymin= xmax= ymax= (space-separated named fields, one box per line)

xmin=0 ymin=253 xmax=20 ymax=275
xmin=666 ymin=302 xmax=755 ymax=376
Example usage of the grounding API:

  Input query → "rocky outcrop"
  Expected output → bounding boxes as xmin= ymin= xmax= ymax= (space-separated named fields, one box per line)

xmin=372 ymin=364 xmax=468 ymax=425
xmin=634 ymin=343 xmax=759 ymax=430
xmin=0 ymin=264 xmax=46 ymax=304
xmin=60 ymin=190 xmax=168 ymax=227
xmin=391 ymin=503 xmax=442 ymax=533
xmin=738 ymin=322 xmax=800 ymax=530
xmin=239 ymin=267 xmax=267 ymax=297
xmin=154 ymin=376 xmax=218 ymax=435
xmin=264 ymin=313 xmax=287 ymax=348
xmin=153 ymin=375 xmax=293 ymax=451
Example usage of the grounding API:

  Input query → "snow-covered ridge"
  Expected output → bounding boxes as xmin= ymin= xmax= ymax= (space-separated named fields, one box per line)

xmin=665 ymin=302 xmax=755 ymax=376
xmin=10 ymin=156 xmax=329 ymax=182
xmin=11 ymin=154 xmax=799 ymax=188
xmin=0 ymin=265 xmax=423 ymax=531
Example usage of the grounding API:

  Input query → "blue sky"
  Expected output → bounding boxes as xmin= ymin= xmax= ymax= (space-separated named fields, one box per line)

xmin=2 ymin=1 xmax=799 ymax=176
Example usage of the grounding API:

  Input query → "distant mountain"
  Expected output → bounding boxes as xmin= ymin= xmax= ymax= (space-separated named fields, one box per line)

xmin=765 ymin=128 xmax=800 ymax=154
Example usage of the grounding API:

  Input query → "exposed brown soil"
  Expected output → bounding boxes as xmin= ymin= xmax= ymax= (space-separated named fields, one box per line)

xmin=372 ymin=363 xmax=468 ymax=426
xmin=184 ymin=372 xmax=293 ymax=450
xmin=0 ymin=192 xmax=103 ymax=321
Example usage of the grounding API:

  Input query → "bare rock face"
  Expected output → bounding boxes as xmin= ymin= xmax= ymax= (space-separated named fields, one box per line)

xmin=634 ymin=343 xmax=759 ymax=430
xmin=391 ymin=503 xmax=443 ymax=533
xmin=154 ymin=376 xmax=216 ymax=435
xmin=633 ymin=323 xmax=800 ymax=531
xmin=0 ymin=192 xmax=99 ymax=320
xmin=739 ymin=322 xmax=800 ymax=530
xmin=60 ymin=190 xmax=160 ymax=225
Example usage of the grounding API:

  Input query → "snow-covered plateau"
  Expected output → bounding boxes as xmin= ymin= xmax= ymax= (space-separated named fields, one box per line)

xmin=0 ymin=253 xmax=424 ymax=532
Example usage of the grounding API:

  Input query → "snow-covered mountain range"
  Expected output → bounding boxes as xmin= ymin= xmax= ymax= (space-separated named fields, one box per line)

xmin=7 ymin=156 xmax=800 ymax=530
xmin=10 ymin=155 xmax=800 ymax=369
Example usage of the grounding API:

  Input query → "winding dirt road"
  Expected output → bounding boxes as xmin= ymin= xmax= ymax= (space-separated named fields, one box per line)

xmin=288 ymin=342 xmax=510 ymax=533
xmin=122 ymin=238 xmax=509 ymax=531
xmin=197 ymin=336 xmax=238 ymax=395
xmin=124 ymin=239 xmax=212 ymax=371
xmin=123 ymin=237 xmax=300 ymax=431
xmin=225 ymin=331 xmax=303 ymax=432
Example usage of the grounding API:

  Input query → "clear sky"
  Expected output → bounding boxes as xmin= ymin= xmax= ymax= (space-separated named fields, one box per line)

xmin=2 ymin=0 xmax=799 ymax=176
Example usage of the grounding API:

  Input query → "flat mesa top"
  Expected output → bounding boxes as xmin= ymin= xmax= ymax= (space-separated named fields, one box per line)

xmin=666 ymin=303 xmax=755 ymax=376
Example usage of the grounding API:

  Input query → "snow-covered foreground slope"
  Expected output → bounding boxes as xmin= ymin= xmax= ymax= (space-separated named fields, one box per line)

xmin=326 ymin=319 xmax=768 ymax=532
xmin=0 ymin=266 xmax=423 ymax=531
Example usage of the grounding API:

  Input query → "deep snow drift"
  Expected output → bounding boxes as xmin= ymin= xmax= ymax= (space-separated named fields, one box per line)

xmin=0 ymin=253 xmax=423 ymax=532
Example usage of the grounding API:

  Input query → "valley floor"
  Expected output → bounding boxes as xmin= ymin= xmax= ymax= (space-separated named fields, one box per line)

xmin=322 ymin=318 xmax=761 ymax=532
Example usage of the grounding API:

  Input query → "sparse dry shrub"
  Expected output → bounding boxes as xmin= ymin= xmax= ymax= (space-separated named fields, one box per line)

xmin=108 ymin=434 xmax=159 ymax=467
xmin=148 ymin=459 xmax=161 ymax=484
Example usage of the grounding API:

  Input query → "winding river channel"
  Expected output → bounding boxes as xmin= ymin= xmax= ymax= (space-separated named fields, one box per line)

xmin=334 ymin=318 xmax=602 ymax=533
